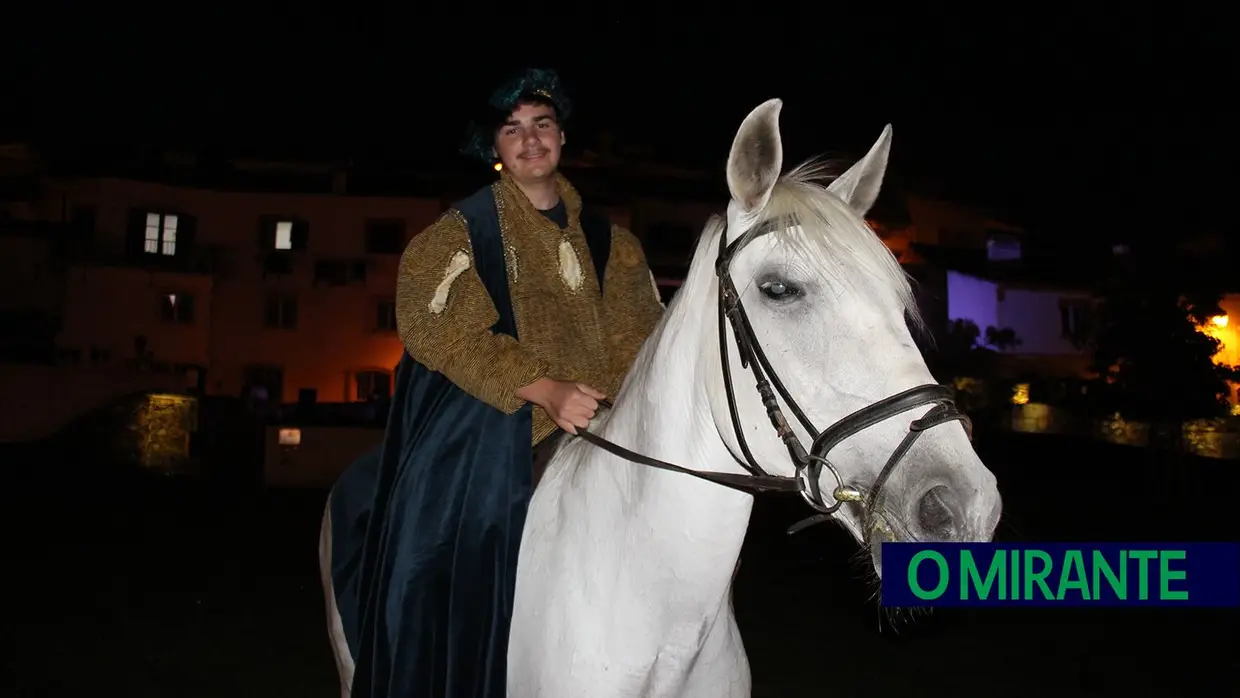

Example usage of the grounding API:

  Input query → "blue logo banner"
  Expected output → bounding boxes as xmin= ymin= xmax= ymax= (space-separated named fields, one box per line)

xmin=881 ymin=542 xmax=1240 ymax=607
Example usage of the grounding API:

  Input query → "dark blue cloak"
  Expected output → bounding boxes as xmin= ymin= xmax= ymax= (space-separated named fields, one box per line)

xmin=327 ymin=184 xmax=611 ymax=698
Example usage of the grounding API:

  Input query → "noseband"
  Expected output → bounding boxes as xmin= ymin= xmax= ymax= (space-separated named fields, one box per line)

xmin=575 ymin=216 xmax=971 ymax=535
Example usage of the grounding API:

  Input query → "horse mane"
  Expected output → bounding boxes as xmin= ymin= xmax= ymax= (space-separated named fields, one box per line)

xmin=642 ymin=155 xmax=926 ymax=382
xmin=719 ymin=156 xmax=925 ymax=335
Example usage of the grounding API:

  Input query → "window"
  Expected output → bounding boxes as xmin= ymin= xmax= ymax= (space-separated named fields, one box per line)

xmin=986 ymin=234 xmax=1021 ymax=261
xmin=159 ymin=292 xmax=195 ymax=324
xmin=144 ymin=213 xmax=178 ymax=256
xmin=1060 ymin=298 xmax=1094 ymax=342
xmin=314 ymin=259 xmax=367 ymax=286
xmin=365 ymin=219 xmax=406 ymax=254
xmin=355 ymin=370 xmax=392 ymax=401
xmin=258 ymin=216 xmax=308 ymax=251
xmin=262 ymin=254 xmax=294 ymax=276
xmin=264 ymin=295 xmax=298 ymax=329
xmin=274 ymin=221 xmax=294 ymax=250
xmin=314 ymin=260 xmax=347 ymax=285
xmin=375 ymin=300 xmax=397 ymax=331
xmin=244 ymin=365 xmax=284 ymax=404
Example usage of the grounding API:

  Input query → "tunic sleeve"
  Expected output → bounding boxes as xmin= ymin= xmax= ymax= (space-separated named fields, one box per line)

xmin=600 ymin=224 xmax=666 ymax=397
xmin=395 ymin=211 xmax=550 ymax=414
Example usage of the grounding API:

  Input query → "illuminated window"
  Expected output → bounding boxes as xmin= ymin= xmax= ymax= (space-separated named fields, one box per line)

xmin=274 ymin=221 xmax=294 ymax=250
xmin=260 ymin=216 xmax=307 ymax=251
xmin=278 ymin=428 xmax=301 ymax=446
xmin=143 ymin=213 xmax=178 ymax=256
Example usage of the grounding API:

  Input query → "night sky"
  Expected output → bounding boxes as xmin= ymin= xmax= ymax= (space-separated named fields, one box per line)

xmin=2 ymin=4 xmax=1228 ymax=241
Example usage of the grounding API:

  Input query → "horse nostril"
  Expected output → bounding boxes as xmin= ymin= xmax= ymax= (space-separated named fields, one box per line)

xmin=916 ymin=485 xmax=958 ymax=540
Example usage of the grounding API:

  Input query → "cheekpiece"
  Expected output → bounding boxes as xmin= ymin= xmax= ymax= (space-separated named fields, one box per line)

xmin=460 ymin=67 xmax=573 ymax=164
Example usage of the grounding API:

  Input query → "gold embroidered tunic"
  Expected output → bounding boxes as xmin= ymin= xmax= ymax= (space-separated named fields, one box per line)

xmin=395 ymin=171 xmax=665 ymax=446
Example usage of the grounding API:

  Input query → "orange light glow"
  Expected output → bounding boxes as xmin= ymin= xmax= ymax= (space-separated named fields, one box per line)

xmin=493 ymin=162 xmax=503 ymax=171
xmin=1198 ymin=310 xmax=1240 ymax=409
xmin=278 ymin=428 xmax=302 ymax=446
xmin=1010 ymin=383 xmax=1030 ymax=406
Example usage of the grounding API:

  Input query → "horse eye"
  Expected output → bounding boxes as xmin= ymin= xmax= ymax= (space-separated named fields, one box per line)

xmin=759 ymin=279 xmax=800 ymax=302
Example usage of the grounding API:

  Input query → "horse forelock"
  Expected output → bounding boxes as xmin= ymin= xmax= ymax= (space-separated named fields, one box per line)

xmin=727 ymin=158 xmax=924 ymax=335
xmin=625 ymin=155 xmax=924 ymax=396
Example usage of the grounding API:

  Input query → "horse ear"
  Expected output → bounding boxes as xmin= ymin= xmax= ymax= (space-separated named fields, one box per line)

xmin=827 ymin=123 xmax=893 ymax=217
xmin=727 ymin=98 xmax=784 ymax=214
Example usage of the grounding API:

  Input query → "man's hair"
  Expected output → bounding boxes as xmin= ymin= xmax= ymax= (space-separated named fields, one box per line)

xmin=460 ymin=68 xmax=572 ymax=164
xmin=488 ymin=91 xmax=561 ymax=136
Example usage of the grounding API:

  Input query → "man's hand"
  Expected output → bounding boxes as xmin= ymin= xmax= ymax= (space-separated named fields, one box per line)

xmin=516 ymin=377 xmax=607 ymax=434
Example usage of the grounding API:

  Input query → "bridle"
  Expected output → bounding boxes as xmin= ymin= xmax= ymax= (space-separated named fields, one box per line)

xmin=575 ymin=213 xmax=972 ymax=536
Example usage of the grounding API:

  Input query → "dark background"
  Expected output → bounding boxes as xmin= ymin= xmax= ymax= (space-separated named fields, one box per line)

xmin=2 ymin=4 xmax=1228 ymax=239
xmin=3 ymin=5 xmax=1239 ymax=695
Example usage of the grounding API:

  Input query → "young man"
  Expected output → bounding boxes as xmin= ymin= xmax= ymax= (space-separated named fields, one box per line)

xmin=328 ymin=68 xmax=664 ymax=698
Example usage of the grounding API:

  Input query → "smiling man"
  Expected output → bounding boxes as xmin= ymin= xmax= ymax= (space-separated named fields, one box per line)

xmin=328 ymin=68 xmax=665 ymax=698
xmin=494 ymin=99 xmax=563 ymax=196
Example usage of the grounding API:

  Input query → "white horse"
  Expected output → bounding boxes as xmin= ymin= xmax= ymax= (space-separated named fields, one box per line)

xmin=320 ymin=97 xmax=1003 ymax=697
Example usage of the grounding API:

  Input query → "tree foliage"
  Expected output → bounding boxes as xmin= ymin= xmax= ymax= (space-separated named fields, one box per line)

xmin=926 ymin=319 xmax=1023 ymax=414
xmin=1084 ymin=260 xmax=1239 ymax=424
xmin=932 ymin=319 xmax=1022 ymax=377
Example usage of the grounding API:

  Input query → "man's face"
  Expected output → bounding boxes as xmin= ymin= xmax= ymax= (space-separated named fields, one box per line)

xmin=493 ymin=102 xmax=564 ymax=182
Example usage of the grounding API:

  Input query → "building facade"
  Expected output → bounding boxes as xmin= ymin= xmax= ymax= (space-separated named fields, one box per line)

xmin=3 ymin=140 xmax=1071 ymax=443
xmin=50 ymin=174 xmax=448 ymax=405
xmin=0 ymin=145 xmax=733 ymax=439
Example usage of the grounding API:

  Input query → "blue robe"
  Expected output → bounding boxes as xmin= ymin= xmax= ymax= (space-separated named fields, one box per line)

xmin=327 ymin=184 xmax=612 ymax=698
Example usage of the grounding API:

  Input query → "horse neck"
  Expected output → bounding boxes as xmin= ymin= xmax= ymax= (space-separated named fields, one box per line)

xmin=587 ymin=289 xmax=755 ymax=594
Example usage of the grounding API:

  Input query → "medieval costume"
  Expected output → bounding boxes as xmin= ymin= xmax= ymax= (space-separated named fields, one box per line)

xmin=326 ymin=68 xmax=664 ymax=698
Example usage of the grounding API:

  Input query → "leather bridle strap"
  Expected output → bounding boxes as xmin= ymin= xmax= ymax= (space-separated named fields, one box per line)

xmin=574 ymin=428 xmax=802 ymax=495
xmin=787 ymin=398 xmax=971 ymax=535
xmin=560 ymin=213 xmax=972 ymax=532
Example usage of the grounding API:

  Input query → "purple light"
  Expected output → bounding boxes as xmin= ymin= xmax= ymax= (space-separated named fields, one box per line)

xmin=946 ymin=271 xmax=997 ymax=331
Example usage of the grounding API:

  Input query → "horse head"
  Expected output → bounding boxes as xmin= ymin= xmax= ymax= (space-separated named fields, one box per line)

xmin=699 ymin=98 xmax=1003 ymax=577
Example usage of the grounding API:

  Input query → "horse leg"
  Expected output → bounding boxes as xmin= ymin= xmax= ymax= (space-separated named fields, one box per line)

xmin=318 ymin=497 xmax=355 ymax=698
xmin=683 ymin=606 xmax=751 ymax=698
